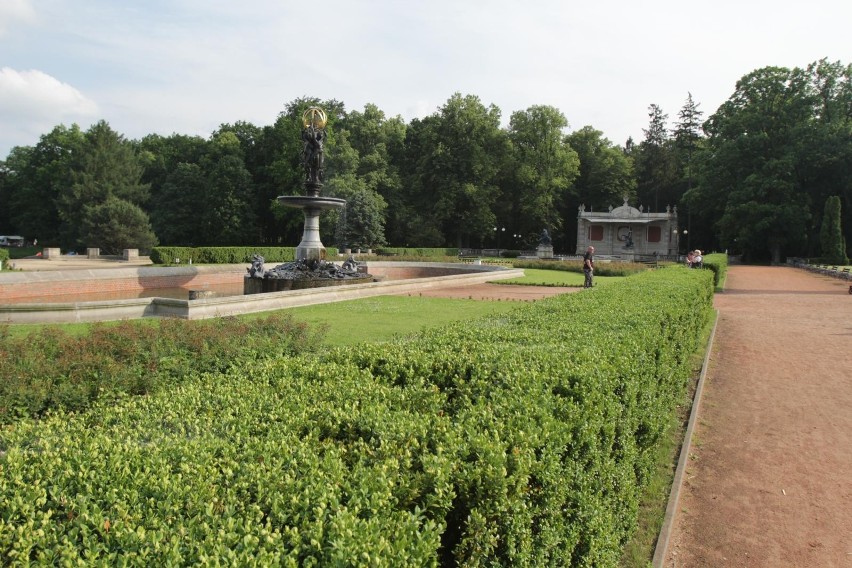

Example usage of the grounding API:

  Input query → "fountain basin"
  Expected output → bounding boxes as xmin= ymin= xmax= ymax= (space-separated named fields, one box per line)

xmin=0 ymin=263 xmax=524 ymax=323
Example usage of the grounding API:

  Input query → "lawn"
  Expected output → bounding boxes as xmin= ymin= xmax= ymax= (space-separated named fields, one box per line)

xmin=260 ymin=295 xmax=521 ymax=345
xmin=3 ymin=295 xmax=522 ymax=346
xmin=496 ymin=268 xmax=622 ymax=287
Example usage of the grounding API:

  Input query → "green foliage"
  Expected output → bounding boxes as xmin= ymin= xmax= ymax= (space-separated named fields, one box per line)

xmin=0 ymin=248 xmax=8 ymax=269
xmin=701 ymin=253 xmax=728 ymax=287
xmin=0 ymin=268 xmax=713 ymax=565
xmin=502 ymin=105 xmax=580 ymax=240
xmin=0 ymin=314 xmax=321 ymax=423
xmin=513 ymin=258 xmax=649 ymax=277
xmin=374 ymin=247 xmax=460 ymax=257
xmin=5 ymin=125 xmax=86 ymax=243
xmin=79 ymin=196 xmax=158 ymax=254
xmin=820 ymin=196 xmax=848 ymax=264
xmin=149 ymin=246 xmax=332 ymax=264
xmin=58 ymin=121 xmax=153 ymax=250
xmin=693 ymin=60 xmax=852 ymax=262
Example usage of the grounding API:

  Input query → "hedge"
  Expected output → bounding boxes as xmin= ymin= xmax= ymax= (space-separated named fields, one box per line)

xmin=150 ymin=247 xmax=340 ymax=265
xmin=513 ymin=258 xmax=649 ymax=277
xmin=0 ymin=268 xmax=714 ymax=566
xmin=0 ymin=315 xmax=322 ymax=424
xmin=376 ymin=247 xmax=460 ymax=257
xmin=701 ymin=253 xmax=728 ymax=287
xmin=0 ymin=248 xmax=9 ymax=269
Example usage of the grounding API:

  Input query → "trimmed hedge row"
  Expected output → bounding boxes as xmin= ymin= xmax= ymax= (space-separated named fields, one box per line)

xmin=0 ymin=268 xmax=714 ymax=565
xmin=513 ymin=258 xmax=649 ymax=277
xmin=150 ymin=247 xmax=340 ymax=264
xmin=701 ymin=253 xmax=728 ymax=287
xmin=376 ymin=247 xmax=460 ymax=257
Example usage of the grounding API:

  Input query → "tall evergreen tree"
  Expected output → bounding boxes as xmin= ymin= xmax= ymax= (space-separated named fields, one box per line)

xmin=820 ymin=195 xmax=848 ymax=263
xmin=636 ymin=104 xmax=677 ymax=212
xmin=673 ymin=93 xmax=705 ymax=247
xmin=59 ymin=121 xmax=155 ymax=250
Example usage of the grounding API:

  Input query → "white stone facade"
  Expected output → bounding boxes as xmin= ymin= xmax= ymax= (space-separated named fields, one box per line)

xmin=576 ymin=199 xmax=679 ymax=257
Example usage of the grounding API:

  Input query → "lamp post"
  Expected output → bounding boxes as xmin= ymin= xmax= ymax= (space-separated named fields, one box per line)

xmin=494 ymin=226 xmax=505 ymax=249
xmin=673 ymin=228 xmax=688 ymax=254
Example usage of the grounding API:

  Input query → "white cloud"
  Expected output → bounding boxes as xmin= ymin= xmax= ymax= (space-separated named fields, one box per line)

xmin=0 ymin=68 xmax=99 ymax=151
xmin=0 ymin=0 xmax=36 ymax=36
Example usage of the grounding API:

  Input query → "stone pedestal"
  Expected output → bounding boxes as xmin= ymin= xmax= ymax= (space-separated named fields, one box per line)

xmin=123 ymin=249 xmax=139 ymax=261
xmin=536 ymin=245 xmax=554 ymax=259
xmin=44 ymin=247 xmax=61 ymax=259
xmin=87 ymin=248 xmax=100 ymax=259
xmin=295 ymin=207 xmax=327 ymax=261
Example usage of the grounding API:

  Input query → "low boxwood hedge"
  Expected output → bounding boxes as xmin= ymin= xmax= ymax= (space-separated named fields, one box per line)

xmin=701 ymin=253 xmax=728 ymax=287
xmin=150 ymin=247 xmax=341 ymax=264
xmin=0 ymin=268 xmax=714 ymax=565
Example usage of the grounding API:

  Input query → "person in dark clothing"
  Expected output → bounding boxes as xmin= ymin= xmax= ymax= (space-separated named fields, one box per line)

xmin=583 ymin=246 xmax=595 ymax=288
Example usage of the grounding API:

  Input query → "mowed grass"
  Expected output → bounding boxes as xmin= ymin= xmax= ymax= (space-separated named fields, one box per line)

xmin=254 ymin=295 xmax=521 ymax=345
xmin=4 ymin=295 xmax=521 ymax=346
xmin=496 ymin=268 xmax=623 ymax=287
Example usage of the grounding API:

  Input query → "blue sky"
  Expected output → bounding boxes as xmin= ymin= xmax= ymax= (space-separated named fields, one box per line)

xmin=1 ymin=0 xmax=850 ymax=157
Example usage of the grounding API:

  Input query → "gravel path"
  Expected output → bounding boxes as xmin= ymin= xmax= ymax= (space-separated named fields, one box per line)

xmin=666 ymin=266 xmax=852 ymax=567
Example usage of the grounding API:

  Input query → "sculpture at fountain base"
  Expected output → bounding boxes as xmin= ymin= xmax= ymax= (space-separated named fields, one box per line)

xmin=244 ymin=256 xmax=373 ymax=294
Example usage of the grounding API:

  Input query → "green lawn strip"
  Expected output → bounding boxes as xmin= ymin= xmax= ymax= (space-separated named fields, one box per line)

xmin=619 ymin=307 xmax=717 ymax=567
xmin=2 ymin=296 xmax=519 ymax=343
xmin=493 ymin=268 xmax=622 ymax=287
xmin=244 ymin=295 xmax=521 ymax=346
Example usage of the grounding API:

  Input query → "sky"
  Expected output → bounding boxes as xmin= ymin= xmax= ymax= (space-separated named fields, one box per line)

xmin=1 ymin=0 xmax=850 ymax=158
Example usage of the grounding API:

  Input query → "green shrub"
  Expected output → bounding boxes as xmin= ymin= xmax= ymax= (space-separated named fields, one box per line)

xmin=702 ymin=253 xmax=728 ymax=287
xmin=0 ymin=248 xmax=9 ymax=269
xmin=150 ymin=247 xmax=340 ymax=264
xmin=375 ymin=247 xmax=460 ymax=257
xmin=0 ymin=268 xmax=714 ymax=565
xmin=0 ymin=314 xmax=323 ymax=423
xmin=513 ymin=258 xmax=649 ymax=277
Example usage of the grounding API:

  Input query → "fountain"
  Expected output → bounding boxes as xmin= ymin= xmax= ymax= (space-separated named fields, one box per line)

xmin=245 ymin=107 xmax=373 ymax=293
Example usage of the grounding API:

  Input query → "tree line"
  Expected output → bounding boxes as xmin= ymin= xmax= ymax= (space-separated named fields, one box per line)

xmin=0 ymin=58 xmax=848 ymax=262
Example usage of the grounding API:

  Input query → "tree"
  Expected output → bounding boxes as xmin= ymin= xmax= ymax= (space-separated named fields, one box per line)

xmin=820 ymin=195 xmax=848 ymax=263
xmin=335 ymin=104 xmax=406 ymax=244
xmin=5 ymin=125 xmax=85 ymax=243
xmin=149 ymin=162 xmax=207 ymax=245
xmin=331 ymin=179 xmax=388 ymax=250
xmin=403 ymin=93 xmax=507 ymax=246
xmin=563 ymin=126 xmax=636 ymax=251
xmin=635 ymin=104 xmax=678 ymax=212
xmin=59 ymin=121 xmax=153 ymax=248
xmin=698 ymin=66 xmax=814 ymax=262
xmin=672 ymin=93 xmax=705 ymax=249
xmin=79 ymin=196 xmax=158 ymax=253
xmin=503 ymin=105 xmax=579 ymax=247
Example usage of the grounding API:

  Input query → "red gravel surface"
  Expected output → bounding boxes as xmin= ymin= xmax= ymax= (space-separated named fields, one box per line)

xmin=666 ymin=266 xmax=852 ymax=567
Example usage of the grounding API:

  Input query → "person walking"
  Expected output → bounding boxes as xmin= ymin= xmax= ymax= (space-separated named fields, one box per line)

xmin=583 ymin=246 xmax=595 ymax=288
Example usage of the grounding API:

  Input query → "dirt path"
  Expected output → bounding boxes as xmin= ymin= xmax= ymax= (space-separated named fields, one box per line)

xmin=666 ymin=266 xmax=852 ymax=567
